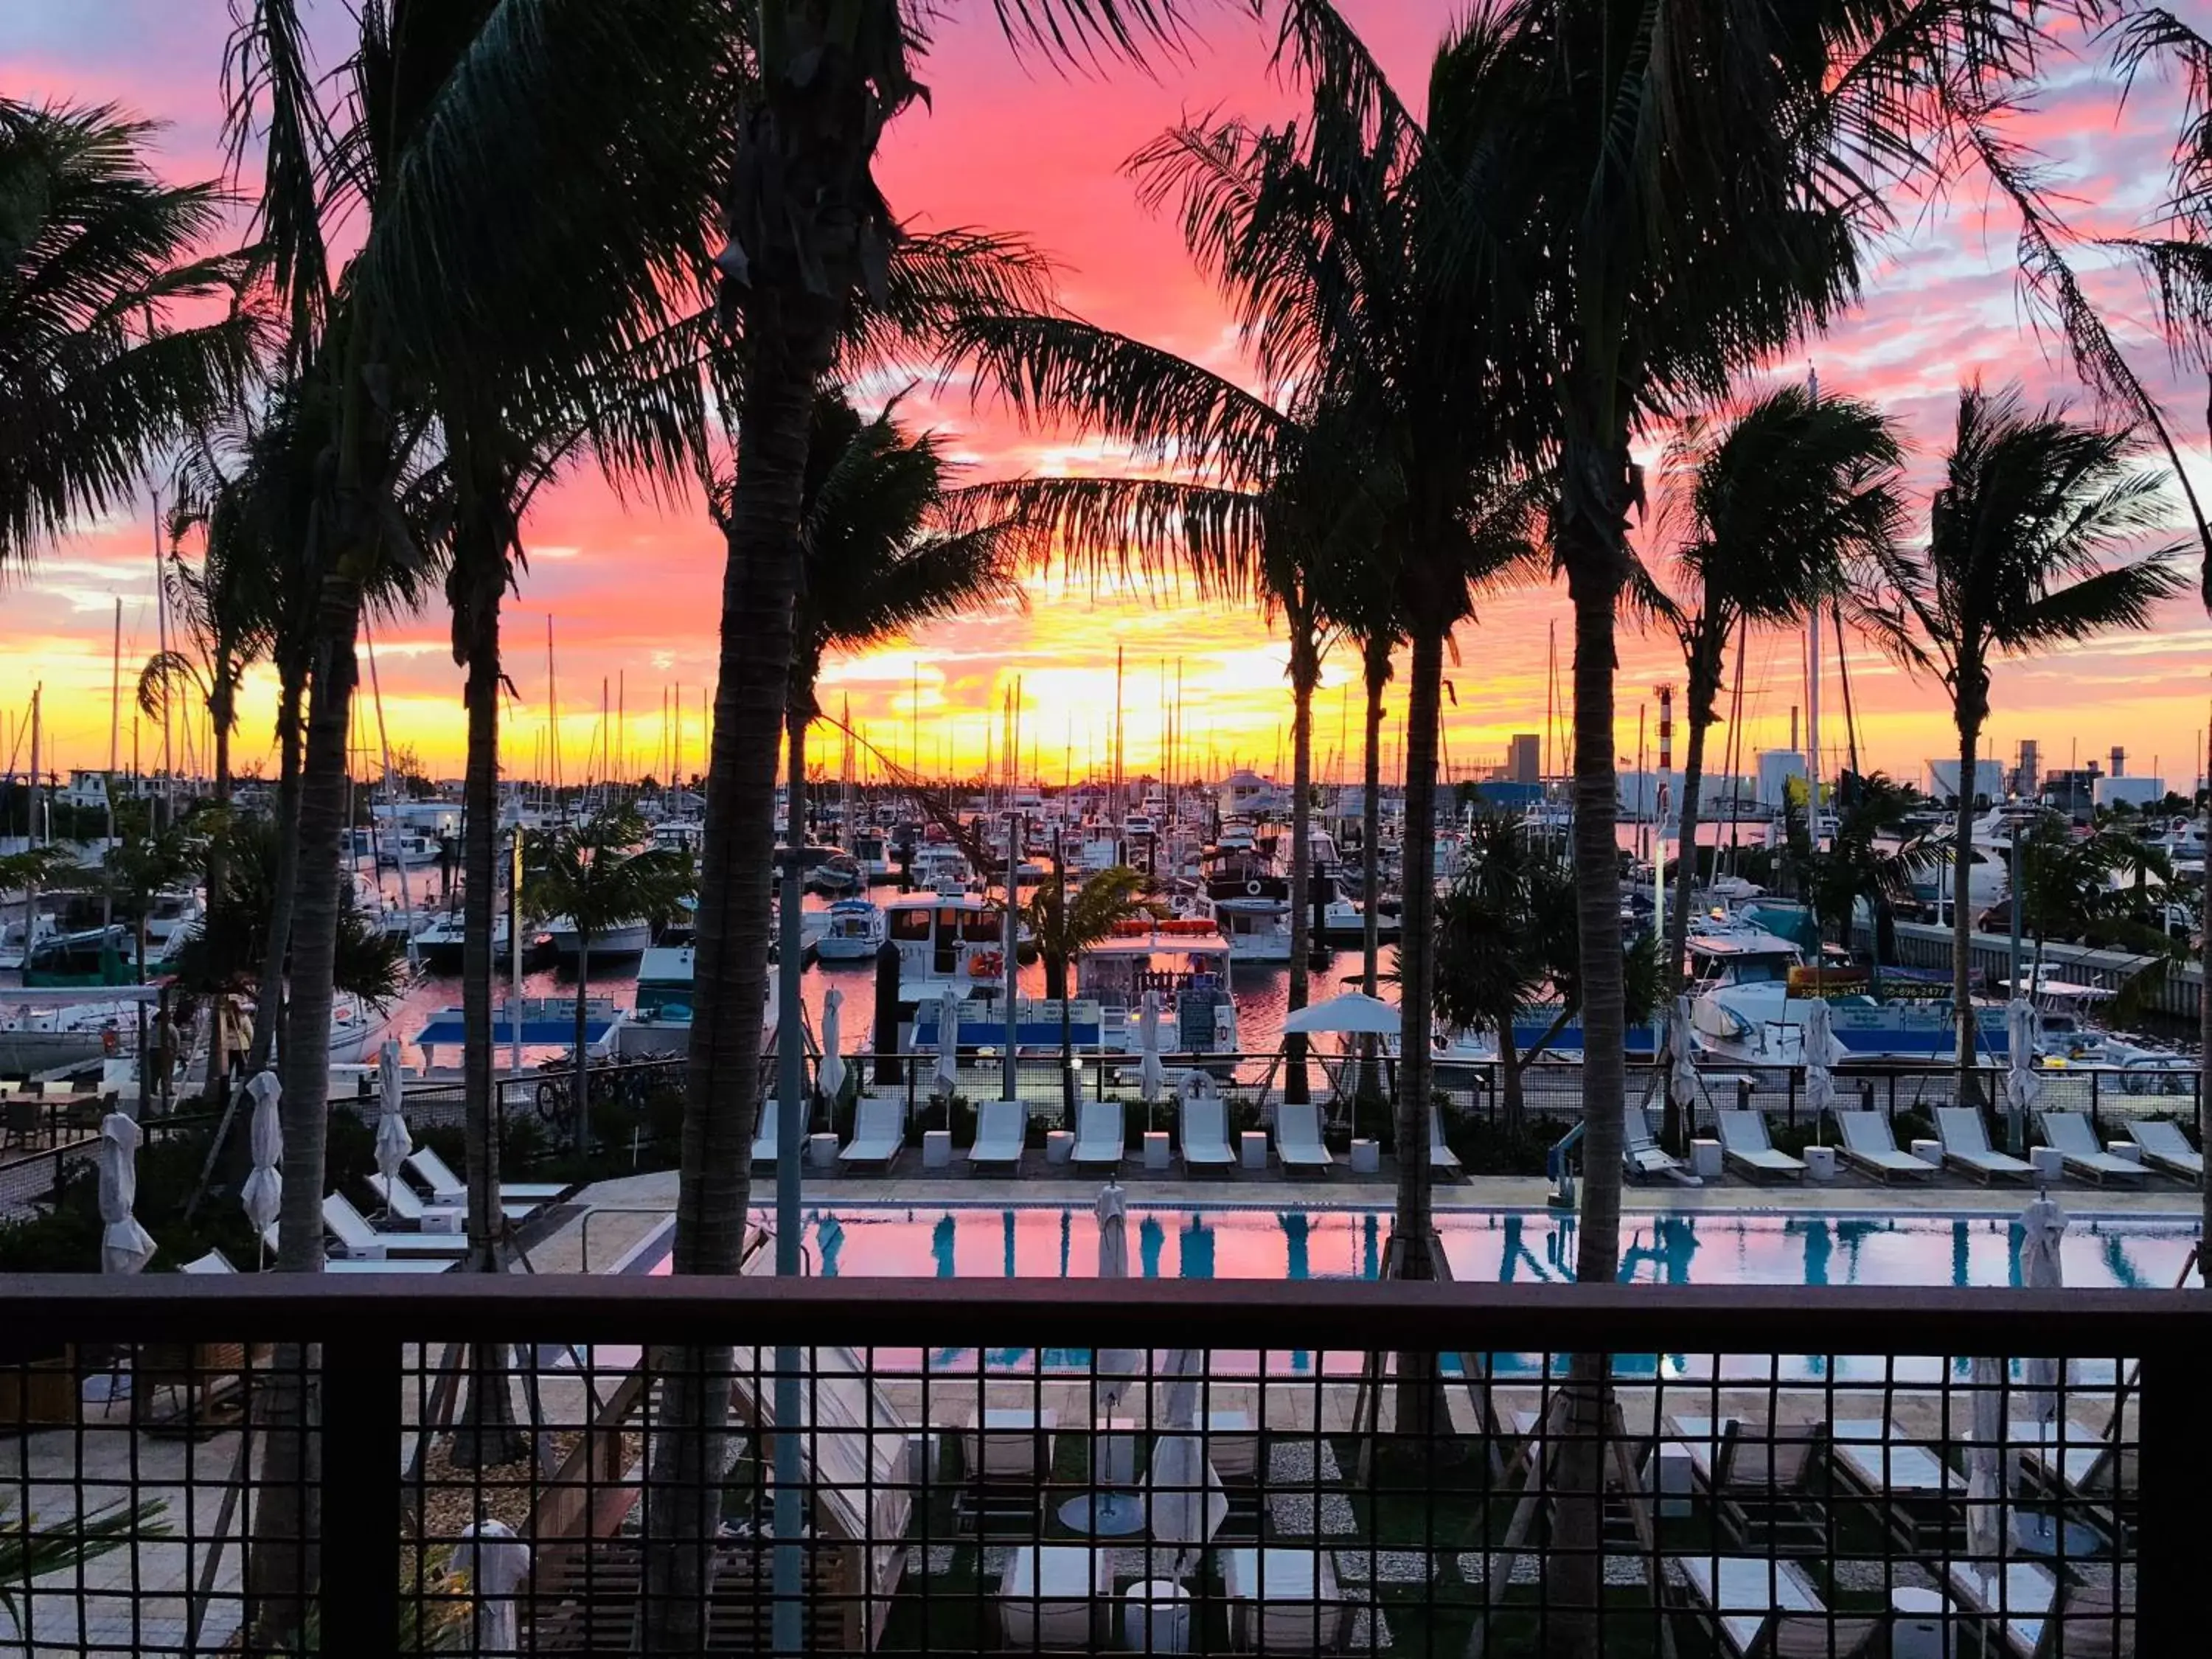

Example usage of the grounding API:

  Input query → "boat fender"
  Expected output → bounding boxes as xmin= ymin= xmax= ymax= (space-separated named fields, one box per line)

xmin=1245 ymin=880 xmax=1264 ymax=897
xmin=102 ymin=1029 xmax=119 ymax=1057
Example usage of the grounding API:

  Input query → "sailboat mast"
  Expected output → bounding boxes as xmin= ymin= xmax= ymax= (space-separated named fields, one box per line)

xmin=1806 ymin=364 xmax=1823 ymax=843
xmin=546 ymin=616 xmax=561 ymax=810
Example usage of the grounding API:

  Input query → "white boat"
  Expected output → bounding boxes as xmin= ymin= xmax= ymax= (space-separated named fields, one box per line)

xmin=1688 ymin=923 xmax=2004 ymax=1065
xmin=411 ymin=909 xmax=510 ymax=970
xmin=139 ymin=888 xmax=204 ymax=953
xmin=375 ymin=830 xmax=445 ymax=869
xmin=0 ymin=993 xmax=144 ymax=1074
xmin=1204 ymin=894 xmax=1292 ymax=963
xmin=540 ymin=915 xmax=654 ymax=960
xmin=616 ymin=945 xmax=695 ymax=1057
xmin=815 ymin=897 xmax=886 ymax=961
xmin=0 ymin=912 xmax=59 ymax=972
xmin=881 ymin=888 xmax=1013 ymax=998
xmin=1074 ymin=924 xmax=1239 ymax=1058
xmin=327 ymin=991 xmax=397 ymax=1066
xmin=2007 ymin=973 xmax=2196 ymax=1095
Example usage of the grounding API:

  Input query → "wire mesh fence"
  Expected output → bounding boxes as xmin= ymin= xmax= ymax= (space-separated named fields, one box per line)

xmin=1 ymin=1276 xmax=2195 ymax=1655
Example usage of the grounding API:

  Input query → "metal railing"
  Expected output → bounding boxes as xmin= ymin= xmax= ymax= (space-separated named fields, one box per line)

xmin=1 ymin=1276 xmax=2195 ymax=1655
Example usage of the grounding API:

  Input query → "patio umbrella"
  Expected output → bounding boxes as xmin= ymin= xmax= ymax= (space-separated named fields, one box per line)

xmin=374 ymin=1039 xmax=412 ymax=1189
xmin=1062 ymin=1183 xmax=1147 ymax=1534
xmin=1800 ymin=997 xmax=1844 ymax=1124
xmin=1666 ymin=995 xmax=1703 ymax=1134
xmin=97 ymin=1111 xmax=156 ymax=1274
xmin=240 ymin=1070 xmax=284 ymax=1242
xmin=451 ymin=1518 xmax=532 ymax=1657
xmin=1279 ymin=991 xmax=1399 ymax=1035
xmin=818 ymin=987 xmax=847 ymax=1105
xmin=1965 ymin=1352 xmax=2008 ymax=1558
xmin=931 ymin=986 xmax=961 ymax=1099
xmin=1137 ymin=989 xmax=1166 ymax=1107
xmin=1146 ymin=1346 xmax=1228 ymax=1577
xmin=2018 ymin=1193 xmax=2068 ymax=1426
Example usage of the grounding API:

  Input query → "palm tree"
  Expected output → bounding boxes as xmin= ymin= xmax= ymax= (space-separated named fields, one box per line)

xmin=1786 ymin=771 xmax=1930 ymax=981
xmin=1870 ymin=384 xmax=2184 ymax=1104
xmin=1023 ymin=863 xmax=1159 ymax=1115
xmin=2012 ymin=818 xmax=2183 ymax=1020
xmin=0 ymin=99 xmax=254 ymax=572
xmin=1653 ymin=386 xmax=1905 ymax=982
xmin=521 ymin=808 xmax=694 ymax=1155
xmin=774 ymin=388 xmax=1027 ymax=858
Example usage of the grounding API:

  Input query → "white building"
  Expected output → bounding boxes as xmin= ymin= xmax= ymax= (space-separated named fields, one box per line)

xmin=1755 ymin=749 xmax=1808 ymax=808
xmin=1214 ymin=769 xmax=1281 ymax=816
xmin=2093 ymin=775 xmax=2164 ymax=810
xmin=1925 ymin=758 xmax=2006 ymax=805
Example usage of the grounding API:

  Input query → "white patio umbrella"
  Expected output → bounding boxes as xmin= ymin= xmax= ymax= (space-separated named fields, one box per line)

xmin=1146 ymin=1346 xmax=1228 ymax=1577
xmin=1137 ymin=988 xmax=1166 ymax=1108
xmin=97 ymin=1111 xmax=156 ymax=1274
xmin=1965 ymin=1352 xmax=2009 ymax=1558
xmin=374 ymin=1039 xmax=413 ymax=1190
xmin=931 ymin=985 xmax=961 ymax=1099
xmin=1801 ymin=998 xmax=1845 ymax=1124
xmin=451 ymin=1518 xmax=532 ymax=1657
xmin=1666 ymin=995 xmax=1703 ymax=1135
xmin=1279 ymin=991 xmax=1400 ymax=1036
xmin=1062 ymin=1183 xmax=1147 ymax=1534
xmin=240 ymin=1070 xmax=284 ymax=1247
xmin=818 ymin=987 xmax=848 ymax=1105
xmin=2018 ymin=1193 xmax=2068 ymax=1426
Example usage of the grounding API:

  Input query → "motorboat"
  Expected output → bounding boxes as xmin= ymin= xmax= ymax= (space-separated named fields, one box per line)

xmin=881 ymin=888 xmax=1015 ymax=998
xmin=616 ymin=945 xmax=695 ymax=1057
xmin=1688 ymin=921 xmax=2005 ymax=1065
xmin=375 ymin=829 xmax=446 ymax=870
xmin=0 ymin=992 xmax=143 ymax=1074
xmin=2005 ymin=972 xmax=2197 ymax=1096
xmin=539 ymin=914 xmax=654 ymax=961
xmin=1075 ymin=923 xmax=1239 ymax=1058
xmin=0 ymin=911 xmax=59 ymax=972
xmin=814 ymin=897 xmax=886 ymax=962
xmin=410 ymin=909 xmax=510 ymax=971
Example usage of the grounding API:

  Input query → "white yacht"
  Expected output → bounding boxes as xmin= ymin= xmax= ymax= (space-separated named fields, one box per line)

xmin=540 ymin=915 xmax=654 ymax=961
xmin=616 ymin=945 xmax=695 ymax=1057
xmin=815 ymin=897 xmax=886 ymax=961
xmin=1074 ymin=922 xmax=1239 ymax=1060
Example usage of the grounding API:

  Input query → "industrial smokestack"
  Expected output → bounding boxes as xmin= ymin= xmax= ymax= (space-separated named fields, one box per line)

xmin=2110 ymin=746 xmax=2126 ymax=779
xmin=1790 ymin=705 xmax=1799 ymax=754
xmin=1655 ymin=684 xmax=1674 ymax=773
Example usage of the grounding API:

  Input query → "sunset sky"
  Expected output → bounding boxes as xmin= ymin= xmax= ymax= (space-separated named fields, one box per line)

xmin=4 ymin=2 xmax=2211 ymax=796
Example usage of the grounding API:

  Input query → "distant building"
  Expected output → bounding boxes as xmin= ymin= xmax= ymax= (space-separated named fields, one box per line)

xmin=2013 ymin=739 xmax=2040 ymax=800
xmin=1756 ymin=749 xmax=1807 ymax=808
xmin=1214 ymin=768 xmax=1281 ymax=817
xmin=1506 ymin=733 xmax=1541 ymax=786
xmin=1618 ymin=771 xmax=1683 ymax=820
xmin=2041 ymin=765 xmax=2101 ymax=818
xmin=2094 ymin=775 xmax=2163 ymax=810
xmin=1925 ymin=758 xmax=2004 ymax=806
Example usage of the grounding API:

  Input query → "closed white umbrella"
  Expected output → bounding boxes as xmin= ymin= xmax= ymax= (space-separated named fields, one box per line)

xmin=97 ymin=1112 xmax=156 ymax=1274
xmin=1146 ymin=1346 xmax=1228 ymax=1576
xmin=240 ymin=1070 xmax=284 ymax=1243
xmin=1801 ymin=997 xmax=1844 ymax=1121
xmin=932 ymin=986 xmax=961 ymax=1099
xmin=451 ymin=1518 xmax=532 ymax=1656
xmin=1965 ymin=1352 xmax=2008 ymax=1558
xmin=2018 ymin=1194 xmax=2067 ymax=1426
xmin=1137 ymin=988 xmax=1166 ymax=1107
xmin=1667 ymin=995 xmax=1703 ymax=1134
xmin=374 ymin=1038 xmax=412 ymax=1189
xmin=1062 ymin=1183 xmax=1147 ymax=1534
xmin=818 ymin=987 xmax=847 ymax=1105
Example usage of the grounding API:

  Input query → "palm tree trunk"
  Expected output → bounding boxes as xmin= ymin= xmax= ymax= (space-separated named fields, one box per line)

xmin=243 ymin=669 xmax=305 ymax=1079
xmin=451 ymin=586 xmax=524 ymax=1467
xmin=1284 ymin=627 xmax=1317 ymax=1107
xmin=1660 ymin=673 xmax=1715 ymax=1151
xmin=1357 ymin=647 xmax=1385 ymax=1105
xmin=249 ymin=570 xmax=360 ymax=1648
xmin=573 ymin=933 xmax=590 ymax=1157
xmin=1391 ymin=622 xmax=1444 ymax=1279
xmin=1953 ymin=714 xmax=1984 ymax=1105
xmin=641 ymin=286 xmax=837 ymax=1652
xmin=203 ymin=675 xmax=234 ymax=1099
xmin=786 ymin=693 xmax=807 ymax=858
xmin=1551 ymin=484 xmax=1633 ymax=1658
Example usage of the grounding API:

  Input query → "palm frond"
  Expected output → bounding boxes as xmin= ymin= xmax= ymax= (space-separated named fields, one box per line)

xmin=952 ymin=474 xmax=1262 ymax=598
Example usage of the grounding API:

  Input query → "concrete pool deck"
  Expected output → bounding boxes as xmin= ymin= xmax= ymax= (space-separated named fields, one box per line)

xmin=521 ymin=1164 xmax=2206 ymax=1275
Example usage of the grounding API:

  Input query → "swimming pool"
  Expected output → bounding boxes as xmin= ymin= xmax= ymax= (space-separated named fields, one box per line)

xmin=642 ymin=1201 xmax=2195 ymax=1290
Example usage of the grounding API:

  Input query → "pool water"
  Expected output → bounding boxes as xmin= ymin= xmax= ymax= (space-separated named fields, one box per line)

xmin=656 ymin=1203 xmax=2196 ymax=1292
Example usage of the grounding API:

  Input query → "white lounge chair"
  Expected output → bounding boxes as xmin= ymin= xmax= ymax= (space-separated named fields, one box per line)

xmin=367 ymin=1173 xmax=535 ymax=1225
xmin=750 ymin=1102 xmax=779 ymax=1169
xmin=1828 ymin=1419 xmax=1967 ymax=1555
xmin=290 ymin=1192 xmax=468 ymax=1260
xmin=967 ymin=1099 xmax=1026 ymax=1169
xmin=1671 ymin=1555 xmax=1871 ymax=1658
xmin=1070 ymin=1100 xmax=1125 ymax=1169
xmin=1717 ymin=1110 xmax=1806 ymax=1181
xmin=1943 ymin=1558 xmax=2058 ymax=1659
xmin=1624 ymin=1111 xmax=1694 ymax=1183
xmin=1274 ymin=1102 xmax=1335 ymax=1173
xmin=1834 ymin=1110 xmax=1937 ymax=1182
xmin=2037 ymin=1112 xmax=2146 ymax=1185
xmin=404 ymin=1146 xmax=566 ymax=1206
xmin=838 ymin=1095 xmax=904 ymax=1169
xmin=1429 ymin=1107 xmax=1461 ymax=1175
xmin=996 ymin=1542 xmax=1105 ymax=1651
xmin=178 ymin=1248 xmax=235 ymax=1275
xmin=324 ymin=1256 xmax=456 ymax=1275
xmin=1936 ymin=1107 xmax=2034 ymax=1183
xmin=2124 ymin=1117 xmax=2204 ymax=1180
xmin=1180 ymin=1096 xmax=1235 ymax=1169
